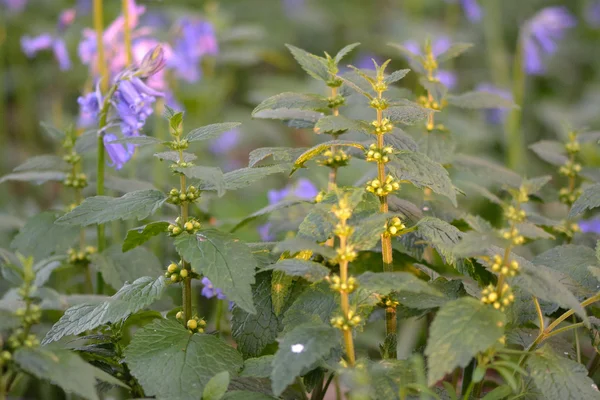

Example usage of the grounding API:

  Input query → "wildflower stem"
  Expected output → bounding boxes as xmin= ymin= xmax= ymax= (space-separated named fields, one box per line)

xmin=482 ymin=0 xmax=510 ymax=87
xmin=327 ymin=86 xmax=340 ymax=192
xmin=505 ymin=33 xmax=525 ymax=172
xmin=532 ymin=296 xmax=544 ymax=333
xmin=177 ymin=136 xmax=193 ymax=323
xmin=338 ymin=234 xmax=356 ymax=367
xmin=93 ymin=0 xmax=108 ymax=92
xmin=123 ymin=0 xmax=133 ymax=66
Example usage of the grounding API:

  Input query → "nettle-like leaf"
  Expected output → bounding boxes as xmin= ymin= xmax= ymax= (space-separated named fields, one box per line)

xmin=274 ymin=238 xmax=336 ymax=260
xmin=388 ymin=152 xmax=457 ymax=206
xmin=419 ymin=78 xmax=448 ymax=104
xmin=175 ymin=230 xmax=257 ymax=314
xmin=175 ymin=165 xmax=226 ymax=197
xmin=357 ymin=272 xmax=442 ymax=299
xmin=569 ymin=183 xmax=600 ymax=218
xmin=425 ymin=297 xmax=506 ymax=386
xmin=14 ymin=347 xmax=127 ymax=400
xmin=252 ymin=92 xmax=329 ymax=116
xmin=232 ymin=199 xmax=310 ymax=233
xmin=291 ymin=140 xmax=365 ymax=174
xmin=282 ymin=282 xmax=337 ymax=334
xmin=348 ymin=213 xmax=390 ymax=251
xmin=384 ymin=129 xmax=419 ymax=152
xmin=452 ymin=154 xmax=522 ymax=187
xmin=416 ymin=130 xmax=456 ymax=165
xmin=271 ymin=270 xmax=294 ymax=317
xmin=122 ymin=221 xmax=169 ymax=252
xmin=447 ymin=91 xmax=516 ymax=109
xmin=56 ymin=189 xmax=167 ymax=226
xmin=414 ymin=217 xmax=462 ymax=264
xmin=154 ymin=151 xmax=197 ymax=162
xmin=271 ymin=322 xmax=340 ymax=396
xmin=124 ymin=318 xmax=243 ymax=400
xmin=107 ymin=135 xmax=165 ymax=146
xmin=383 ymin=106 xmax=432 ymax=125
xmin=40 ymin=121 xmax=66 ymax=141
xmin=314 ymin=115 xmax=368 ymax=135
xmin=222 ymin=165 xmax=290 ymax=190
xmin=241 ymin=356 xmax=274 ymax=378
xmin=533 ymin=245 xmax=599 ymax=292
xmin=232 ymin=273 xmax=280 ymax=358
xmin=13 ymin=155 xmax=70 ymax=172
xmin=334 ymin=42 xmax=361 ymax=64
xmin=286 ymin=44 xmax=330 ymax=81
xmin=42 ymin=276 xmax=166 ymax=344
xmin=529 ymin=140 xmax=568 ymax=166
xmin=437 ymin=42 xmax=473 ymax=62
xmin=185 ymin=122 xmax=241 ymax=142
xmin=263 ymin=259 xmax=330 ymax=282
xmin=527 ymin=345 xmax=600 ymax=400
xmin=384 ymin=69 xmax=411 ymax=85
xmin=11 ymin=211 xmax=79 ymax=261
xmin=248 ymin=147 xmax=307 ymax=167
xmin=0 ymin=170 xmax=66 ymax=185
xmin=92 ymin=245 xmax=164 ymax=290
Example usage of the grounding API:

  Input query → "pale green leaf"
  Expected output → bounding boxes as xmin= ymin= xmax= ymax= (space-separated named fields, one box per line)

xmin=314 ymin=115 xmax=367 ymax=135
xmin=448 ymin=91 xmax=516 ymax=109
xmin=186 ymin=122 xmax=242 ymax=142
xmin=223 ymin=165 xmax=289 ymax=190
xmin=40 ymin=121 xmax=66 ymax=141
xmin=92 ymin=245 xmax=163 ymax=290
xmin=107 ymin=135 xmax=165 ymax=146
xmin=452 ymin=154 xmax=522 ymax=187
xmin=240 ymin=356 xmax=274 ymax=378
xmin=414 ymin=217 xmax=462 ymax=263
xmin=203 ymin=371 xmax=230 ymax=400
xmin=154 ymin=151 xmax=197 ymax=162
xmin=286 ymin=44 xmax=329 ymax=81
xmin=348 ymin=213 xmax=388 ymax=251
xmin=252 ymin=92 xmax=328 ymax=116
xmin=248 ymin=147 xmax=307 ymax=167
xmin=263 ymin=259 xmax=330 ymax=282
xmin=176 ymin=165 xmax=226 ymax=197
xmin=529 ymin=140 xmax=568 ymax=166
xmin=570 ymin=183 xmax=600 ymax=218
xmin=533 ymin=245 xmax=598 ymax=292
xmin=334 ymin=43 xmax=360 ymax=64
xmin=274 ymin=238 xmax=336 ymax=260
xmin=13 ymin=155 xmax=69 ymax=172
xmin=437 ymin=42 xmax=473 ymax=62
xmin=384 ymin=106 xmax=431 ymax=125
xmin=292 ymin=140 xmax=365 ymax=174
xmin=384 ymin=69 xmax=410 ymax=85
xmin=0 ymin=171 xmax=66 ymax=184
xmin=232 ymin=199 xmax=310 ymax=233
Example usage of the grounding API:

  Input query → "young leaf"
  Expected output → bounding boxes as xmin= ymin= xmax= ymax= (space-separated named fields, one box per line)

xmin=122 ymin=221 xmax=169 ymax=252
xmin=569 ymin=183 xmax=600 ymax=218
xmin=125 ymin=319 xmax=243 ymax=400
xmin=175 ymin=230 xmax=257 ymax=314
xmin=185 ymin=122 xmax=242 ymax=142
xmin=252 ymin=92 xmax=329 ymax=117
xmin=436 ymin=42 xmax=473 ymax=62
xmin=314 ymin=115 xmax=368 ymax=135
xmin=291 ymin=140 xmax=365 ymax=174
xmin=529 ymin=140 xmax=568 ymax=166
xmin=203 ymin=371 xmax=230 ymax=400
xmin=175 ymin=165 xmax=226 ymax=197
xmin=0 ymin=171 xmax=66 ymax=185
xmin=92 ymin=245 xmax=164 ymax=290
xmin=223 ymin=165 xmax=289 ymax=190
xmin=383 ymin=69 xmax=410 ymax=85
xmin=384 ymin=106 xmax=431 ymax=125
xmin=40 ymin=121 xmax=66 ymax=141
xmin=263 ymin=259 xmax=330 ymax=282
xmin=425 ymin=297 xmax=505 ymax=385
xmin=285 ymin=44 xmax=330 ymax=81
xmin=357 ymin=272 xmax=442 ymax=297
xmin=42 ymin=276 xmax=166 ymax=344
xmin=447 ymin=92 xmax=516 ymax=109
xmin=13 ymin=155 xmax=70 ymax=172
xmin=334 ymin=42 xmax=360 ymax=64
xmin=56 ymin=189 xmax=167 ymax=226
xmin=248 ymin=147 xmax=307 ymax=167
xmin=527 ymin=345 xmax=600 ymax=400
xmin=271 ymin=322 xmax=340 ymax=396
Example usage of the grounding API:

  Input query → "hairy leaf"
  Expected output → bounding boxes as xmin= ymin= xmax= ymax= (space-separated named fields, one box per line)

xmin=314 ymin=115 xmax=367 ymax=135
xmin=570 ymin=183 xmax=600 ymax=218
xmin=223 ymin=165 xmax=289 ymax=190
xmin=358 ymin=272 xmax=442 ymax=297
xmin=175 ymin=165 xmax=226 ymax=197
xmin=107 ymin=135 xmax=165 ymax=146
xmin=529 ymin=140 xmax=568 ymax=166
xmin=0 ymin=171 xmax=66 ymax=184
xmin=533 ymin=245 xmax=598 ymax=292
xmin=241 ymin=356 xmax=274 ymax=378
xmin=248 ymin=147 xmax=307 ymax=167
xmin=154 ymin=151 xmax=197 ymax=162
xmin=282 ymin=282 xmax=337 ymax=334
xmin=186 ymin=122 xmax=242 ymax=142
xmin=384 ymin=69 xmax=410 ymax=85
xmin=92 ymin=245 xmax=163 ymax=290
xmin=384 ymin=106 xmax=431 ymax=125
xmin=263 ymin=259 xmax=330 ymax=282
xmin=252 ymin=92 xmax=329 ymax=116
xmin=13 ymin=155 xmax=70 ymax=172
xmin=122 ymin=221 xmax=169 ymax=252
xmin=414 ymin=217 xmax=462 ymax=263
xmin=348 ymin=213 xmax=389 ymax=251
xmin=286 ymin=44 xmax=330 ymax=81
xmin=334 ymin=43 xmax=360 ymax=64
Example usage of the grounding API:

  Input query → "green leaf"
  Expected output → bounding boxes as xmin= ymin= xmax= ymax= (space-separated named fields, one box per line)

xmin=274 ymin=238 xmax=336 ymax=260
xmin=33 ymin=256 xmax=66 ymax=287
xmin=516 ymin=222 xmax=554 ymax=240
xmin=40 ymin=121 xmax=66 ymax=141
xmin=570 ymin=183 xmax=600 ymax=218
xmin=292 ymin=140 xmax=365 ymax=174
xmin=286 ymin=44 xmax=329 ymax=81
xmin=252 ymin=92 xmax=329 ymax=117
xmin=282 ymin=282 xmax=337 ymax=334
xmin=348 ymin=213 xmax=388 ymax=251
xmin=163 ymin=104 xmax=178 ymax=119
xmin=248 ymin=147 xmax=307 ymax=167
xmin=223 ymin=392 xmax=277 ymax=400
xmin=186 ymin=122 xmax=242 ymax=142
xmin=533 ymin=245 xmax=598 ymax=293
xmin=397 ymin=278 xmax=466 ymax=312
xmin=92 ymin=245 xmax=164 ymax=290
xmin=175 ymin=165 xmax=226 ymax=197
xmin=232 ymin=199 xmax=310 ymax=233
xmin=122 ymin=221 xmax=169 ymax=252
xmin=56 ymin=189 xmax=167 ymax=226
xmin=13 ymin=155 xmax=70 ymax=172
xmin=452 ymin=154 xmax=522 ymax=187
xmin=168 ymin=110 xmax=185 ymax=132
xmin=203 ymin=371 xmax=230 ymax=400
xmin=437 ymin=42 xmax=473 ymax=62
xmin=125 ymin=319 xmax=243 ymax=400
xmin=154 ymin=151 xmax=197 ymax=162
xmin=334 ymin=43 xmax=361 ymax=64
xmin=447 ymin=91 xmax=516 ymax=109
xmin=0 ymin=171 xmax=66 ymax=185
xmin=241 ymin=356 xmax=274 ymax=378
xmin=0 ymin=309 xmax=20 ymax=331
xmin=271 ymin=322 xmax=340 ymax=396
xmin=384 ymin=106 xmax=431 ymax=125
xmin=339 ymin=72 xmax=373 ymax=99
xmin=272 ymin=270 xmax=294 ymax=317
xmin=414 ymin=217 xmax=462 ymax=264
xmin=314 ymin=115 xmax=367 ymax=135
xmin=263 ymin=259 xmax=330 ymax=282
xmin=529 ymin=140 xmax=568 ymax=166
xmin=384 ymin=69 xmax=410 ymax=85
xmin=425 ymin=297 xmax=506 ymax=385
xmin=527 ymin=345 xmax=600 ymax=400
xmin=357 ymin=271 xmax=442 ymax=297
xmin=232 ymin=273 xmax=280 ymax=358
xmin=42 ymin=276 xmax=166 ymax=344
xmin=223 ymin=165 xmax=289 ymax=190
xmin=11 ymin=212 xmax=79 ymax=261
xmin=14 ymin=347 xmax=127 ymax=400
xmin=175 ymin=230 xmax=257 ymax=314
xmin=419 ymin=78 xmax=448 ymax=104
xmin=107 ymin=135 xmax=165 ymax=146
xmin=388 ymin=151 xmax=457 ymax=206
xmin=384 ymin=130 xmax=418 ymax=152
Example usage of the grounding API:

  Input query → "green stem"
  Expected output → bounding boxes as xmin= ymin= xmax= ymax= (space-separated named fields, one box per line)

xmin=505 ymin=33 xmax=525 ymax=172
xmin=215 ymin=299 xmax=224 ymax=332
xmin=573 ymin=316 xmax=582 ymax=364
xmin=122 ymin=0 xmax=132 ymax=66
xmin=588 ymin=352 xmax=600 ymax=377
xmin=483 ymin=0 xmax=510 ymax=87
xmin=320 ymin=373 xmax=334 ymax=400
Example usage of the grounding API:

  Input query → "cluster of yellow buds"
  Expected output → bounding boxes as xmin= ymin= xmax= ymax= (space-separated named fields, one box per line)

xmin=171 ymin=160 xmax=194 ymax=169
xmin=67 ymin=246 xmax=97 ymax=266
xmin=369 ymin=97 xmax=389 ymax=110
xmin=333 ymin=222 xmax=353 ymax=238
xmin=501 ymin=227 xmax=525 ymax=245
xmin=489 ymin=255 xmax=519 ymax=277
xmin=417 ymin=95 xmax=445 ymax=111
xmin=384 ymin=216 xmax=406 ymax=237
xmin=164 ymin=261 xmax=193 ymax=283
xmin=167 ymin=217 xmax=202 ymax=236
xmin=0 ymin=349 xmax=11 ymax=367
xmin=481 ymin=283 xmax=515 ymax=311
xmin=365 ymin=144 xmax=394 ymax=164
xmin=558 ymin=160 xmax=582 ymax=177
xmin=326 ymin=77 xmax=343 ymax=88
xmin=331 ymin=198 xmax=352 ymax=222
xmin=63 ymin=172 xmax=88 ymax=188
xmin=327 ymin=94 xmax=345 ymax=109
xmin=515 ymin=186 xmax=529 ymax=204
xmin=336 ymin=245 xmax=357 ymax=262
xmin=565 ymin=132 xmax=580 ymax=154
xmin=327 ymin=274 xmax=357 ymax=293
xmin=330 ymin=310 xmax=361 ymax=331
xmin=15 ymin=304 xmax=41 ymax=326
xmin=423 ymin=55 xmax=439 ymax=77
xmin=62 ymin=151 xmax=81 ymax=165
xmin=371 ymin=118 xmax=394 ymax=135
xmin=176 ymin=313 xmax=206 ymax=334
xmin=504 ymin=206 xmax=526 ymax=223
xmin=169 ymin=139 xmax=189 ymax=150
xmin=556 ymin=220 xmax=581 ymax=238
xmin=559 ymin=187 xmax=582 ymax=205
xmin=365 ymin=175 xmax=400 ymax=197
xmin=7 ymin=329 xmax=39 ymax=349
xmin=315 ymin=191 xmax=326 ymax=203
xmin=318 ymin=149 xmax=350 ymax=168
xmin=167 ymin=186 xmax=200 ymax=205
xmin=378 ymin=295 xmax=399 ymax=309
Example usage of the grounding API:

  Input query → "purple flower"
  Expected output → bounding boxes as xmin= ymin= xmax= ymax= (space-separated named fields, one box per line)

xmin=210 ymin=128 xmax=240 ymax=155
xmin=404 ymin=38 xmax=457 ymax=89
xmin=77 ymin=87 xmax=102 ymax=127
xmin=103 ymin=133 xmax=135 ymax=170
xmin=21 ymin=34 xmax=71 ymax=71
xmin=201 ymin=277 xmax=226 ymax=300
xmin=354 ymin=53 xmax=383 ymax=70
xmin=113 ymin=77 xmax=163 ymax=136
xmin=57 ymin=8 xmax=77 ymax=33
xmin=476 ymin=83 xmax=513 ymax=124
xmin=258 ymin=222 xmax=274 ymax=241
xmin=2 ymin=0 xmax=26 ymax=12
xmin=522 ymin=7 xmax=576 ymax=75
xmin=446 ymin=0 xmax=482 ymax=22
xmin=283 ymin=0 xmax=305 ymax=16
xmin=579 ymin=219 xmax=600 ymax=234
xmin=169 ymin=18 xmax=218 ymax=83
xmin=586 ymin=1 xmax=600 ymax=27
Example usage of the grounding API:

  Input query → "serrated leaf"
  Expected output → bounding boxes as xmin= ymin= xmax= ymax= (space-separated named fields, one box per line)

xmin=414 ymin=217 xmax=462 ymax=263
xmin=286 ymin=44 xmax=330 ymax=81
xmin=125 ymin=319 xmax=243 ymax=400
xmin=437 ymin=42 xmax=473 ymax=62
xmin=416 ymin=130 xmax=456 ymax=164
xmin=252 ymin=92 xmax=329 ymax=117
xmin=107 ymin=135 xmax=165 ymax=146
xmin=398 ymin=278 xmax=465 ymax=312
xmin=175 ymin=165 xmax=226 ymax=197
xmin=384 ymin=69 xmax=410 ymax=85
xmin=314 ymin=115 xmax=367 ymax=135
xmin=448 ymin=91 xmax=516 ymax=109
xmin=168 ymin=111 xmax=184 ymax=132
xmin=232 ymin=273 xmax=279 ymax=358
xmin=33 ymin=256 xmax=65 ymax=287
xmin=282 ymin=282 xmax=337 ymax=334
xmin=264 ymin=259 xmax=330 ymax=282
xmin=241 ymin=356 xmax=274 ymax=378
xmin=223 ymin=165 xmax=289 ymax=190
xmin=163 ymin=104 xmax=178 ymax=119
xmin=453 ymin=154 xmax=522 ymax=187
xmin=389 ymin=151 xmax=457 ymax=206
xmin=529 ymin=140 xmax=568 ymax=166
xmin=11 ymin=212 xmax=79 ymax=261
xmin=339 ymin=71 xmax=374 ymax=98
xmin=334 ymin=43 xmax=360 ymax=64
xmin=0 ymin=171 xmax=66 ymax=184
xmin=425 ymin=297 xmax=505 ymax=385
xmin=527 ymin=345 xmax=600 ymax=400
xmin=154 ymin=151 xmax=197 ymax=162
xmin=570 ymin=184 xmax=600 ymax=218
xmin=232 ymin=199 xmax=310 ymax=233
xmin=274 ymin=238 xmax=336 ymax=260
xmin=384 ymin=106 xmax=431 ymax=125
xmin=42 ymin=276 xmax=166 ymax=344
xmin=419 ymin=78 xmax=448 ymax=104
xmin=516 ymin=222 xmax=554 ymax=240
xmin=348 ymin=213 xmax=388 ymax=251
xmin=186 ymin=122 xmax=242 ymax=142
xmin=175 ymin=230 xmax=257 ymax=313
xmin=357 ymin=272 xmax=442 ymax=297
xmin=56 ymin=189 xmax=167 ymax=226
xmin=92 ymin=245 xmax=164 ymax=290
xmin=384 ymin=130 xmax=418 ymax=152
xmin=40 ymin=121 xmax=66 ymax=141
xmin=533 ymin=245 xmax=598 ymax=292
xmin=248 ymin=147 xmax=307 ymax=167
xmin=292 ymin=140 xmax=365 ymax=174
xmin=203 ymin=371 xmax=230 ymax=400
xmin=13 ymin=155 xmax=70 ymax=172
xmin=271 ymin=322 xmax=340 ymax=396
xmin=122 ymin=221 xmax=169 ymax=252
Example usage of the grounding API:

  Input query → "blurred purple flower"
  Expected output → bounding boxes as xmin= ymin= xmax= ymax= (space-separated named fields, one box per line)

xmin=201 ymin=277 xmax=226 ymax=300
xmin=103 ymin=133 xmax=135 ymax=170
xmin=354 ymin=53 xmax=383 ymax=70
xmin=522 ymin=7 xmax=576 ymax=75
xmin=476 ymin=83 xmax=512 ymax=124
xmin=283 ymin=0 xmax=305 ymax=16
xmin=77 ymin=0 xmax=92 ymax=15
xmin=579 ymin=219 xmax=600 ymax=234
xmin=404 ymin=38 xmax=457 ymax=89
xmin=258 ymin=223 xmax=274 ymax=241
xmin=21 ymin=34 xmax=71 ymax=71
xmin=2 ymin=0 xmax=26 ymax=12
xmin=446 ymin=0 xmax=482 ymax=22
xmin=169 ymin=18 xmax=218 ymax=83
xmin=210 ymin=128 xmax=240 ymax=155
xmin=586 ymin=1 xmax=600 ymax=27
xmin=58 ymin=8 xmax=77 ymax=32
xmin=77 ymin=86 xmax=102 ymax=127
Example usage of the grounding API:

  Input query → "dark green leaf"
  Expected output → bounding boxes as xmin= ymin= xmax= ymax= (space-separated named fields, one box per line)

xmin=348 ymin=213 xmax=388 ymax=251
xmin=286 ymin=44 xmax=329 ymax=81
xmin=414 ymin=217 xmax=462 ymax=264
xmin=314 ymin=115 xmax=368 ymax=135
xmin=122 ymin=221 xmax=169 ymax=252
xmin=241 ymin=356 xmax=274 ymax=378
xmin=223 ymin=391 xmax=277 ymax=400
xmin=175 ymin=165 xmax=226 ymax=197
xmin=570 ymin=183 xmax=600 ymax=218
xmin=282 ymin=282 xmax=337 ymax=334
xmin=92 ymin=245 xmax=164 ymax=290
xmin=274 ymin=238 xmax=336 ymax=260
xmin=186 ymin=122 xmax=242 ymax=142
xmin=263 ymin=259 xmax=330 ymax=282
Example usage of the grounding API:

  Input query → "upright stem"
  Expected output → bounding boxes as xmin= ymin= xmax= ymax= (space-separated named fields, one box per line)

xmin=482 ymin=0 xmax=510 ymax=87
xmin=505 ymin=34 xmax=525 ymax=172
xmin=122 ymin=0 xmax=133 ymax=66
xmin=93 ymin=0 xmax=108 ymax=92
xmin=338 ymin=234 xmax=356 ymax=367
xmin=177 ymin=136 xmax=193 ymax=323
xmin=327 ymin=86 xmax=340 ymax=192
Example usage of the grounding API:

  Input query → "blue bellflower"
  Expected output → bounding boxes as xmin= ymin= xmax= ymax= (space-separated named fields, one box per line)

xmin=113 ymin=77 xmax=163 ymax=136
xmin=170 ymin=18 xmax=218 ymax=83
xmin=522 ymin=7 xmax=576 ymax=75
